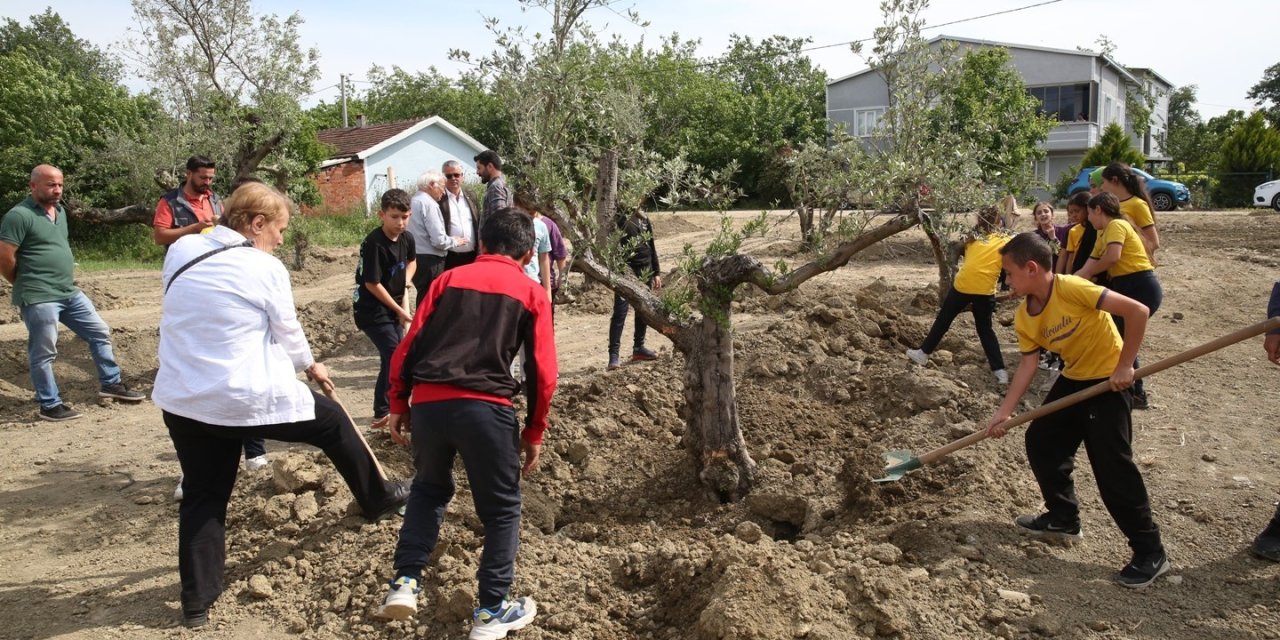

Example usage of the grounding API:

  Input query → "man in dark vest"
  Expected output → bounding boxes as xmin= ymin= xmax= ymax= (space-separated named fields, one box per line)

xmin=439 ymin=160 xmax=481 ymax=271
xmin=153 ymin=155 xmax=223 ymax=247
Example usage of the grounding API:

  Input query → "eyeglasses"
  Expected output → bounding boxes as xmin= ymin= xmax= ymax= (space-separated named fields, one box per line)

xmin=445 ymin=173 xmax=462 ymax=178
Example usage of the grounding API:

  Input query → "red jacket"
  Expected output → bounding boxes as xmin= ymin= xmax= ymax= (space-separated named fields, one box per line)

xmin=388 ymin=254 xmax=557 ymax=444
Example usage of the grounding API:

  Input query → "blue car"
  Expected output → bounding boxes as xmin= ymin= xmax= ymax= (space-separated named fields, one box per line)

xmin=1067 ymin=166 xmax=1191 ymax=211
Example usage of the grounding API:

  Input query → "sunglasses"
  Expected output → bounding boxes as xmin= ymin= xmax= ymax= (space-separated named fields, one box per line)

xmin=445 ymin=173 xmax=463 ymax=178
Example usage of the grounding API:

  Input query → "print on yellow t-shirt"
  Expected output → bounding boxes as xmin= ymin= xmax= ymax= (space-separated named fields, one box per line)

xmin=1016 ymin=274 xmax=1123 ymax=381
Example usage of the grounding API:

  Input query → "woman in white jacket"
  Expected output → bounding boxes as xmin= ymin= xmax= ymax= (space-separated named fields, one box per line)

xmin=154 ymin=182 xmax=409 ymax=628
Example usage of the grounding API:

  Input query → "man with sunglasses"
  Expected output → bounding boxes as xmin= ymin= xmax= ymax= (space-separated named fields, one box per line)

xmin=439 ymin=160 xmax=480 ymax=271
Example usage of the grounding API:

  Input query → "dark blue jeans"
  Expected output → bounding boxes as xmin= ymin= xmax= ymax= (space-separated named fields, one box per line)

xmin=360 ymin=322 xmax=404 ymax=418
xmin=394 ymin=399 xmax=522 ymax=609
xmin=608 ymin=269 xmax=651 ymax=356
xmin=1108 ymin=270 xmax=1162 ymax=398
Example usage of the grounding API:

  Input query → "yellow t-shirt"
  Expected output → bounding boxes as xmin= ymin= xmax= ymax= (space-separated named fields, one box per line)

xmin=1119 ymin=197 xmax=1155 ymax=229
xmin=952 ymin=232 xmax=1012 ymax=295
xmin=1016 ymin=275 xmax=1123 ymax=381
xmin=1090 ymin=218 xmax=1154 ymax=277
xmin=1065 ymin=223 xmax=1085 ymax=254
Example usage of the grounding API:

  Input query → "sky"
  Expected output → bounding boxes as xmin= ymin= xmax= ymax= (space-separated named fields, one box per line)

xmin=4 ymin=0 xmax=1272 ymax=120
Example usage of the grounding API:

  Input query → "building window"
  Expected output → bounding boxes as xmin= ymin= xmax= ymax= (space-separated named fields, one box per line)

xmin=1027 ymin=83 xmax=1090 ymax=122
xmin=853 ymin=107 xmax=885 ymax=137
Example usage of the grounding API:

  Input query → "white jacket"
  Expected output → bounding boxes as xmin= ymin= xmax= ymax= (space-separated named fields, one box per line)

xmin=152 ymin=226 xmax=317 ymax=426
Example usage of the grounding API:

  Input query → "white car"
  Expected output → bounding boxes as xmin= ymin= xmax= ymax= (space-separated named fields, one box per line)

xmin=1254 ymin=180 xmax=1280 ymax=211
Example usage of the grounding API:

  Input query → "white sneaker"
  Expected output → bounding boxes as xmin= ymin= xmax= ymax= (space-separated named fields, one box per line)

xmin=376 ymin=576 xmax=419 ymax=620
xmin=244 ymin=455 xmax=269 ymax=471
xmin=905 ymin=348 xmax=929 ymax=366
xmin=173 ymin=474 xmax=184 ymax=502
xmin=470 ymin=596 xmax=537 ymax=640
xmin=994 ymin=369 xmax=1010 ymax=385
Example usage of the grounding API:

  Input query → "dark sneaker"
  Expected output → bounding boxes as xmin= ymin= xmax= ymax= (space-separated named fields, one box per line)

xmin=1131 ymin=392 xmax=1150 ymax=410
xmin=1116 ymin=549 xmax=1170 ymax=588
xmin=606 ymin=354 xmax=621 ymax=371
xmin=182 ymin=608 xmax=208 ymax=628
xmin=1251 ymin=530 xmax=1280 ymax=561
xmin=376 ymin=576 xmax=420 ymax=620
xmin=471 ymin=596 xmax=537 ymax=640
xmin=366 ymin=479 xmax=411 ymax=522
xmin=99 ymin=382 xmax=145 ymax=402
xmin=631 ymin=346 xmax=658 ymax=362
xmin=39 ymin=404 xmax=82 ymax=422
xmin=1014 ymin=513 xmax=1083 ymax=542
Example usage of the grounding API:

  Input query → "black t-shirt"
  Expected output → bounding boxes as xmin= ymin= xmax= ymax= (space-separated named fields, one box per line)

xmin=352 ymin=227 xmax=415 ymax=328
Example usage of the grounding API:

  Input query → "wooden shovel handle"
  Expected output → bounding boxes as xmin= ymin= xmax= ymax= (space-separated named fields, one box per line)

xmin=317 ymin=379 xmax=390 ymax=482
xmin=917 ymin=316 xmax=1280 ymax=467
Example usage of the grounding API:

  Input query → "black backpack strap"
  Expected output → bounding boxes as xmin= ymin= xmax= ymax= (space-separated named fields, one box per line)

xmin=164 ymin=240 xmax=254 ymax=294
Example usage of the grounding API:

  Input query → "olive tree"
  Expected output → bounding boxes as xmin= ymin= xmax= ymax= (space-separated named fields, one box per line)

xmin=473 ymin=0 xmax=988 ymax=499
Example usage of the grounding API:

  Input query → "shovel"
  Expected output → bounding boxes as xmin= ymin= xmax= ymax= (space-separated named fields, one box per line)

xmin=317 ymin=379 xmax=390 ymax=482
xmin=874 ymin=316 xmax=1280 ymax=483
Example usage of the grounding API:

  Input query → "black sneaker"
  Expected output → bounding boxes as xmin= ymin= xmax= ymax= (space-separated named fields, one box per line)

xmin=1251 ymin=531 xmax=1280 ymax=562
xmin=182 ymin=609 xmax=208 ymax=628
xmin=39 ymin=404 xmax=82 ymax=422
xmin=631 ymin=346 xmax=658 ymax=362
xmin=1116 ymin=549 xmax=1170 ymax=588
xmin=1014 ymin=513 xmax=1083 ymax=542
xmin=1131 ymin=392 xmax=1150 ymax=410
xmin=99 ymin=382 xmax=145 ymax=402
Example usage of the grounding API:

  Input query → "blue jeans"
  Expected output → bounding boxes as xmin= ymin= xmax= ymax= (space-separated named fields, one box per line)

xmin=360 ymin=322 xmax=403 ymax=418
xmin=19 ymin=291 xmax=121 ymax=409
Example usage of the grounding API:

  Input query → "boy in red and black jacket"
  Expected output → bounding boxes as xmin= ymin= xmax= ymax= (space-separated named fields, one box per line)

xmin=376 ymin=208 xmax=555 ymax=638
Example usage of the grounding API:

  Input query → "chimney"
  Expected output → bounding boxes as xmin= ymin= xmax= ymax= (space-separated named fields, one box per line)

xmin=356 ymin=114 xmax=366 ymax=128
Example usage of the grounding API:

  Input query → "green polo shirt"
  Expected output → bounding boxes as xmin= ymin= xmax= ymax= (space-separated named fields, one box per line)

xmin=0 ymin=197 xmax=78 ymax=306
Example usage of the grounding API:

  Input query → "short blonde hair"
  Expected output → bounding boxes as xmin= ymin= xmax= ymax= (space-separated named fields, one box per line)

xmin=221 ymin=182 xmax=292 ymax=231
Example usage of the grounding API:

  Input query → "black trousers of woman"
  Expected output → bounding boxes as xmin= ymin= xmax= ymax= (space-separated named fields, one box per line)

xmin=165 ymin=392 xmax=402 ymax=615
xmin=1107 ymin=270 xmax=1163 ymax=400
xmin=919 ymin=289 xmax=1006 ymax=371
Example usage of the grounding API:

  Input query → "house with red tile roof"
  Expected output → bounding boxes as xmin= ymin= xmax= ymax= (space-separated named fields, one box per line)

xmin=311 ymin=115 xmax=488 ymax=213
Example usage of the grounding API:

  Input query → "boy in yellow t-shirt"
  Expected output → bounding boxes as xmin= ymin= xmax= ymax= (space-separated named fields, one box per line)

xmin=906 ymin=207 xmax=1011 ymax=384
xmin=987 ymin=232 xmax=1168 ymax=589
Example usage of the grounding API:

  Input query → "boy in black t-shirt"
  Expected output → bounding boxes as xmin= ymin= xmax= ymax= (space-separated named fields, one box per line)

xmin=353 ymin=189 xmax=416 ymax=429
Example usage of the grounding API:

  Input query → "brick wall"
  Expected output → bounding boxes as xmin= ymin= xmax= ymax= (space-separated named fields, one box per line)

xmin=307 ymin=160 xmax=365 ymax=215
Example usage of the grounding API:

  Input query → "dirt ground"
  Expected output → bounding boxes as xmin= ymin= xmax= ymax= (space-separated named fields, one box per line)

xmin=1 ymin=209 xmax=1278 ymax=640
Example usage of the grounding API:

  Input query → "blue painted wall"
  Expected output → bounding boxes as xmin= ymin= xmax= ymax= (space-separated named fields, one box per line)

xmin=363 ymin=125 xmax=485 ymax=211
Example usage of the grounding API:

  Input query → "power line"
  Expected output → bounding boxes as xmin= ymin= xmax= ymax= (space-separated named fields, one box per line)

xmin=800 ymin=0 xmax=1064 ymax=54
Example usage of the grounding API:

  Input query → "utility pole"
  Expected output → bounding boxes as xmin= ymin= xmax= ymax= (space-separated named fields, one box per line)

xmin=340 ymin=74 xmax=349 ymax=128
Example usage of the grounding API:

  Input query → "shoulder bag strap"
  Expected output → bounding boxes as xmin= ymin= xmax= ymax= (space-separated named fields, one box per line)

xmin=164 ymin=240 xmax=254 ymax=295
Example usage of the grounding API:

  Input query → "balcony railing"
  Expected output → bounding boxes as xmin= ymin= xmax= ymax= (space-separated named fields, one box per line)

xmin=1045 ymin=121 xmax=1099 ymax=152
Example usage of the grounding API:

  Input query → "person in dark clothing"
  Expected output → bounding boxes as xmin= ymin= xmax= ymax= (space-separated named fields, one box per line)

xmin=376 ymin=207 xmax=556 ymax=639
xmin=353 ymin=189 xmax=416 ymax=429
xmin=1251 ymin=278 xmax=1280 ymax=560
xmin=607 ymin=208 xmax=662 ymax=370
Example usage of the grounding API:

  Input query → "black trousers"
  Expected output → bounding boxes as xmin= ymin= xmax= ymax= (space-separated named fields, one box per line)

xmin=359 ymin=322 xmax=403 ymax=419
xmin=393 ymin=399 xmax=522 ymax=609
xmin=413 ymin=254 xmax=447 ymax=307
xmin=165 ymin=392 xmax=395 ymax=612
xmin=920 ymin=289 xmax=1005 ymax=371
xmin=608 ymin=266 xmax=650 ymax=356
xmin=1025 ymin=376 xmax=1162 ymax=554
xmin=1107 ymin=270 xmax=1163 ymax=398
xmin=443 ymin=250 xmax=476 ymax=271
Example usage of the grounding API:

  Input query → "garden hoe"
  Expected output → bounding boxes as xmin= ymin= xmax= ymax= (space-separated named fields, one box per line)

xmin=874 ymin=316 xmax=1280 ymax=483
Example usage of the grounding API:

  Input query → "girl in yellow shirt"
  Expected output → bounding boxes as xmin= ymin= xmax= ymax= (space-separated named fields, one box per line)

xmin=907 ymin=207 xmax=1012 ymax=385
xmin=1074 ymin=192 xmax=1162 ymax=409
xmin=1098 ymin=163 xmax=1160 ymax=261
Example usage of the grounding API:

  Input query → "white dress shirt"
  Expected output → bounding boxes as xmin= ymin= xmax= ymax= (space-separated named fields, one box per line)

xmin=153 ymin=226 xmax=317 ymax=426
xmin=446 ymin=189 xmax=474 ymax=252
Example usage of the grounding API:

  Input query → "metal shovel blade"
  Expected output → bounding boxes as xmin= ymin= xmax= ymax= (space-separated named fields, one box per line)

xmin=872 ymin=450 xmax=921 ymax=483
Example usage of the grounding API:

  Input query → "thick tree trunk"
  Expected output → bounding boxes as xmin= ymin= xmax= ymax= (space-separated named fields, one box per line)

xmin=594 ymin=149 xmax=619 ymax=249
xmin=678 ymin=297 xmax=756 ymax=502
xmin=920 ymin=211 xmax=960 ymax=304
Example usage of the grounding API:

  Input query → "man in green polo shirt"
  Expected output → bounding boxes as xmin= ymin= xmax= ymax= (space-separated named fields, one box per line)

xmin=0 ymin=165 xmax=145 ymax=421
